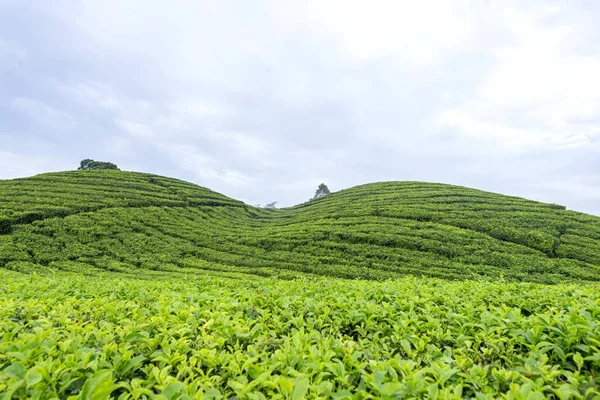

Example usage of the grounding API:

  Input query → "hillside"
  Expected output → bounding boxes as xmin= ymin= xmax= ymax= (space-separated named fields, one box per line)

xmin=1 ymin=170 xmax=599 ymax=283
xmin=1 ymin=170 xmax=599 ymax=398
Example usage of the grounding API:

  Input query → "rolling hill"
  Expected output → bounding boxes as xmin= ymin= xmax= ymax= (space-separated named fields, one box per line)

xmin=1 ymin=170 xmax=599 ymax=283
xmin=1 ymin=170 xmax=599 ymax=398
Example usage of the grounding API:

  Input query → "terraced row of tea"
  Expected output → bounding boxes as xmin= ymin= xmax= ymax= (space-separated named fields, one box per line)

xmin=1 ymin=171 xmax=599 ymax=283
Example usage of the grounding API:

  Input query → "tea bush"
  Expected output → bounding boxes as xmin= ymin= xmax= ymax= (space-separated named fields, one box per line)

xmin=0 ymin=172 xmax=599 ymax=283
xmin=0 ymin=270 xmax=598 ymax=399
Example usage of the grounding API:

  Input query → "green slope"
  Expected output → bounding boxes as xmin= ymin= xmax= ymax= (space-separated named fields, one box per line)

xmin=2 ymin=270 xmax=599 ymax=398
xmin=1 ymin=170 xmax=599 ymax=283
xmin=0 ymin=170 xmax=243 ymax=233
xmin=1 ymin=171 xmax=600 ymax=398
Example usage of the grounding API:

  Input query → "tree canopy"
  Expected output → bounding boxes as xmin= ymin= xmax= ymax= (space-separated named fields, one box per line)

xmin=312 ymin=183 xmax=331 ymax=200
xmin=264 ymin=201 xmax=278 ymax=209
xmin=78 ymin=159 xmax=120 ymax=171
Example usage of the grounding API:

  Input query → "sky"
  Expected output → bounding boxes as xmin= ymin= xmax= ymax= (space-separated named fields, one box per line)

xmin=1 ymin=1 xmax=599 ymax=214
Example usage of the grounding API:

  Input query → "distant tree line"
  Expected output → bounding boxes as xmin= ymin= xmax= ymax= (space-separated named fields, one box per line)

xmin=257 ymin=183 xmax=332 ymax=209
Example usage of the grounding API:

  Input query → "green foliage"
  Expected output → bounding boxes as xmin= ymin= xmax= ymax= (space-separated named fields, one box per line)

xmin=0 ymin=172 xmax=599 ymax=283
xmin=1 ymin=171 xmax=600 ymax=398
xmin=0 ymin=270 xmax=598 ymax=398
xmin=0 ymin=170 xmax=243 ymax=234
xmin=78 ymin=159 xmax=120 ymax=171
xmin=312 ymin=183 xmax=331 ymax=200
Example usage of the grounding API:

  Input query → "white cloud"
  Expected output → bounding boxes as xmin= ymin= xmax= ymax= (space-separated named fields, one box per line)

xmin=435 ymin=3 xmax=600 ymax=151
xmin=162 ymin=144 xmax=254 ymax=188
xmin=306 ymin=0 xmax=475 ymax=64
xmin=0 ymin=151 xmax=70 ymax=179
xmin=155 ymin=101 xmax=230 ymax=131
xmin=9 ymin=97 xmax=74 ymax=126
xmin=0 ymin=151 xmax=38 ymax=178
xmin=0 ymin=37 xmax=25 ymax=60
xmin=3 ymin=1 xmax=600 ymax=215
xmin=115 ymin=119 xmax=154 ymax=139
xmin=230 ymin=132 xmax=272 ymax=161
xmin=58 ymin=81 xmax=124 ymax=112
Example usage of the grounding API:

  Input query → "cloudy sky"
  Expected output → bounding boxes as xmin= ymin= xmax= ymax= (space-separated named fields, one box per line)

xmin=1 ymin=1 xmax=599 ymax=214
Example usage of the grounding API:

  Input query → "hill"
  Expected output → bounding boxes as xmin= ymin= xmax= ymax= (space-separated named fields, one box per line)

xmin=1 ymin=170 xmax=599 ymax=398
xmin=1 ymin=170 xmax=599 ymax=283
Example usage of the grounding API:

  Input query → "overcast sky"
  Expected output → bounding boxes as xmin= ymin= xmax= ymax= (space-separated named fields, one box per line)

xmin=1 ymin=1 xmax=599 ymax=214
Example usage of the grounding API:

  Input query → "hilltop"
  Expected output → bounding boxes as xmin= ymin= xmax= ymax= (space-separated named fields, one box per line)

xmin=1 ymin=170 xmax=599 ymax=283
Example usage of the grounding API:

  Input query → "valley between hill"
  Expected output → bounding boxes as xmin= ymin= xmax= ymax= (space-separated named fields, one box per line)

xmin=1 ymin=170 xmax=599 ymax=283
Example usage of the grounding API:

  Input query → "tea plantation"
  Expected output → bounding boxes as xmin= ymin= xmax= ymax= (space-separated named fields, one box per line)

xmin=0 ymin=171 xmax=599 ymax=398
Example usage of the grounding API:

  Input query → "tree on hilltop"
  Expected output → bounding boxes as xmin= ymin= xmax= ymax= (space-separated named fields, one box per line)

xmin=312 ymin=183 xmax=331 ymax=200
xmin=78 ymin=159 xmax=120 ymax=171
